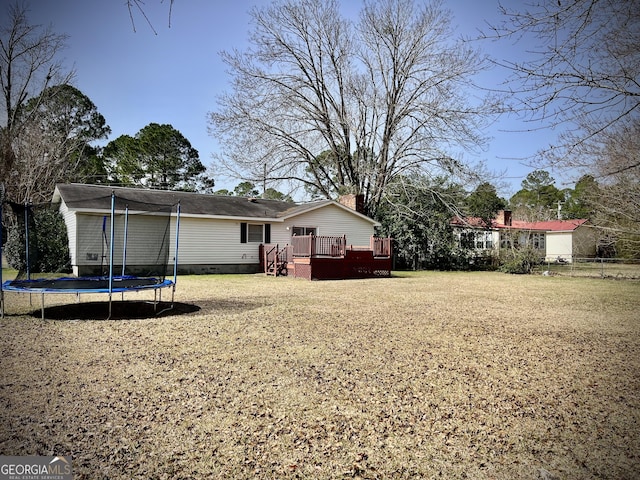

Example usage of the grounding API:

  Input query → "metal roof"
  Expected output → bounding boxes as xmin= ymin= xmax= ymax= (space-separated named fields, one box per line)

xmin=451 ymin=215 xmax=589 ymax=232
xmin=508 ymin=219 xmax=589 ymax=232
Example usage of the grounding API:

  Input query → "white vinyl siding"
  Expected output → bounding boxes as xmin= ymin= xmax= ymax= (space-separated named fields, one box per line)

xmin=59 ymin=201 xmax=78 ymax=269
xmin=62 ymin=200 xmax=377 ymax=271
xmin=270 ymin=204 xmax=375 ymax=247
xmin=177 ymin=217 xmax=263 ymax=264
xmin=75 ymin=213 xmax=171 ymax=267
xmin=545 ymin=232 xmax=573 ymax=261
xmin=74 ymin=214 xmax=104 ymax=267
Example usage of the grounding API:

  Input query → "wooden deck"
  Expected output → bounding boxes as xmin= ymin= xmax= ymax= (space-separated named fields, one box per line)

xmin=261 ymin=235 xmax=392 ymax=280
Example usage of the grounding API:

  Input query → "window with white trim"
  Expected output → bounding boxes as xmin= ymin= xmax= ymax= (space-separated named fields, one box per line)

xmin=458 ymin=230 xmax=493 ymax=250
xmin=531 ymin=232 xmax=545 ymax=249
xmin=240 ymin=222 xmax=270 ymax=243
xmin=292 ymin=226 xmax=316 ymax=236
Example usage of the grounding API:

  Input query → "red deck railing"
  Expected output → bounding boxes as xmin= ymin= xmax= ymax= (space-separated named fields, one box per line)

xmin=288 ymin=235 xmax=391 ymax=258
xmin=260 ymin=235 xmax=393 ymax=279
xmin=290 ymin=235 xmax=347 ymax=257
xmin=370 ymin=236 xmax=392 ymax=257
xmin=262 ymin=235 xmax=393 ymax=279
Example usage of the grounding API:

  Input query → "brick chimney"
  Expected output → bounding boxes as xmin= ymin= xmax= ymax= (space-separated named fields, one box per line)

xmin=338 ymin=194 xmax=365 ymax=214
xmin=496 ymin=210 xmax=512 ymax=226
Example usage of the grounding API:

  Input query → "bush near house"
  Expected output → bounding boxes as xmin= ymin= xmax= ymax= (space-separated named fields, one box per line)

xmin=499 ymin=246 xmax=543 ymax=274
xmin=4 ymin=206 xmax=71 ymax=274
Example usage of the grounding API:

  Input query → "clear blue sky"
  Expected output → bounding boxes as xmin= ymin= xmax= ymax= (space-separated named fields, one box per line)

xmin=27 ymin=0 xmax=559 ymax=198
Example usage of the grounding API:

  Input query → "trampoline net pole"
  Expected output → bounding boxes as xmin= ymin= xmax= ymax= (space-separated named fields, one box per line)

xmin=122 ymin=205 xmax=129 ymax=277
xmin=173 ymin=201 xmax=181 ymax=287
xmin=107 ymin=192 xmax=116 ymax=321
xmin=108 ymin=192 xmax=115 ymax=294
xmin=24 ymin=202 xmax=30 ymax=280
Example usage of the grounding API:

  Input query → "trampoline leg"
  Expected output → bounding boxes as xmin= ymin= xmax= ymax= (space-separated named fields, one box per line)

xmin=108 ymin=294 xmax=112 ymax=320
xmin=154 ymin=289 xmax=159 ymax=313
xmin=41 ymin=293 xmax=45 ymax=321
xmin=1 ymin=291 xmax=4 ymax=319
xmin=155 ymin=285 xmax=175 ymax=316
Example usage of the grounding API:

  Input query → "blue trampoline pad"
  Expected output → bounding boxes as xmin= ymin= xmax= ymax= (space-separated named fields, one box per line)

xmin=2 ymin=276 xmax=174 ymax=294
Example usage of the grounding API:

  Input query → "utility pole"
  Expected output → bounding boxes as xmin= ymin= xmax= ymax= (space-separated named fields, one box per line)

xmin=262 ymin=163 xmax=267 ymax=199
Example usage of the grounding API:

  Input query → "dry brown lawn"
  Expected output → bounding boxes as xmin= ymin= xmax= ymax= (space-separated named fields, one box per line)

xmin=1 ymin=271 xmax=639 ymax=479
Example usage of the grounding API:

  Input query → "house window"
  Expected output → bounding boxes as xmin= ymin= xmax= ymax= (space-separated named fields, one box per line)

xmin=484 ymin=232 xmax=493 ymax=249
xmin=292 ymin=226 xmax=317 ymax=236
xmin=500 ymin=233 xmax=513 ymax=249
xmin=458 ymin=230 xmax=493 ymax=250
xmin=459 ymin=231 xmax=475 ymax=249
xmin=531 ymin=232 xmax=545 ymax=249
xmin=475 ymin=232 xmax=494 ymax=250
xmin=248 ymin=224 xmax=264 ymax=243
xmin=499 ymin=231 xmax=544 ymax=250
xmin=241 ymin=222 xmax=269 ymax=243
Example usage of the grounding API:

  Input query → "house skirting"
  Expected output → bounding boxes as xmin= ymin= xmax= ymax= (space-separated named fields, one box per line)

xmin=75 ymin=263 xmax=261 ymax=276
xmin=177 ymin=263 xmax=261 ymax=275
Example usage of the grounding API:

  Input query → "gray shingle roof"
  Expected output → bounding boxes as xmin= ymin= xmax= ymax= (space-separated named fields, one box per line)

xmin=53 ymin=183 xmax=329 ymax=220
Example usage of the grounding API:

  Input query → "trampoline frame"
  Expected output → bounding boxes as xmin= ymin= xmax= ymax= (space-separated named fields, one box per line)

xmin=1 ymin=191 xmax=181 ymax=320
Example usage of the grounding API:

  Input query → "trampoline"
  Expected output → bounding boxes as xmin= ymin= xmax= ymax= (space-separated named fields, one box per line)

xmin=4 ymin=275 xmax=173 ymax=293
xmin=1 ymin=188 xmax=181 ymax=320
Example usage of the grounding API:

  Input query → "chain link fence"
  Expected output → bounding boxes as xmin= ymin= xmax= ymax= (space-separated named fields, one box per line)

xmin=535 ymin=257 xmax=640 ymax=279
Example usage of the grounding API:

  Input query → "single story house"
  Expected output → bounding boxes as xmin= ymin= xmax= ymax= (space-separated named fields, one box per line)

xmin=451 ymin=210 xmax=597 ymax=262
xmin=53 ymin=184 xmax=380 ymax=276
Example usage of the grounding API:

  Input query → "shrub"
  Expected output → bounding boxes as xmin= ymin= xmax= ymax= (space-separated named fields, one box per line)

xmin=499 ymin=246 xmax=543 ymax=274
xmin=5 ymin=207 xmax=71 ymax=274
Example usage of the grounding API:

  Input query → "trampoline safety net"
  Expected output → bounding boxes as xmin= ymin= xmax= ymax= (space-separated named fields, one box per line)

xmin=4 ymin=190 xmax=177 ymax=284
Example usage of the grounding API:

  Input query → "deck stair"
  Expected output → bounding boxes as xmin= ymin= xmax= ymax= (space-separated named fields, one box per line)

xmin=263 ymin=244 xmax=288 ymax=276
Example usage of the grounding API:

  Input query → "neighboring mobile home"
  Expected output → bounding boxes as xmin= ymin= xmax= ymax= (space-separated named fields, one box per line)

xmin=53 ymin=184 xmax=379 ymax=276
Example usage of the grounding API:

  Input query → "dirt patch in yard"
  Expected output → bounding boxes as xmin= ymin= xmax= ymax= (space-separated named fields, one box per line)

xmin=1 ymin=272 xmax=639 ymax=479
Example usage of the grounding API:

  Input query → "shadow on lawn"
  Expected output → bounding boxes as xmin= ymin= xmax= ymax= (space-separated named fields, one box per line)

xmin=30 ymin=297 xmax=272 ymax=320
xmin=32 ymin=301 xmax=201 ymax=320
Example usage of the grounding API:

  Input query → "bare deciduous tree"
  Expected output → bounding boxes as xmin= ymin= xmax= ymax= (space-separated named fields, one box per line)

xmin=208 ymin=0 xmax=498 ymax=216
xmin=584 ymin=119 xmax=640 ymax=256
xmin=126 ymin=0 xmax=175 ymax=33
xmin=488 ymin=0 xmax=640 ymax=170
xmin=488 ymin=0 xmax=640 ymax=254
xmin=0 ymin=1 xmax=73 ymax=201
